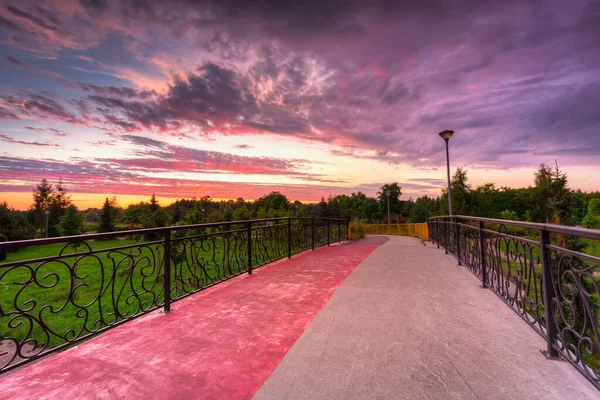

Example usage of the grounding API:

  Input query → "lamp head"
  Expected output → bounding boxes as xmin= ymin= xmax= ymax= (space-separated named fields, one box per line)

xmin=438 ymin=130 xmax=454 ymax=141
xmin=384 ymin=189 xmax=391 ymax=197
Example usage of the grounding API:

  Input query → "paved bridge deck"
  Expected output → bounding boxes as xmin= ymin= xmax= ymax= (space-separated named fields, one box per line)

xmin=0 ymin=236 xmax=597 ymax=399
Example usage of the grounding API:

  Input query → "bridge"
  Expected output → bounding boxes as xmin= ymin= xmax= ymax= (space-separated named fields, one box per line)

xmin=0 ymin=218 xmax=599 ymax=399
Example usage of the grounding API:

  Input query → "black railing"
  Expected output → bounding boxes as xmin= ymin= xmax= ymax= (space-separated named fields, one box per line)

xmin=428 ymin=215 xmax=600 ymax=390
xmin=0 ymin=217 xmax=348 ymax=374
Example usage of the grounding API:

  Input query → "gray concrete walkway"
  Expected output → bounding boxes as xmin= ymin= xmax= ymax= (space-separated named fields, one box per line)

xmin=254 ymin=236 xmax=598 ymax=400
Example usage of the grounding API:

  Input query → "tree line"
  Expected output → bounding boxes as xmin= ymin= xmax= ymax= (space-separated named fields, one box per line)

xmin=0 ymin=163 xmax=599 ymax=244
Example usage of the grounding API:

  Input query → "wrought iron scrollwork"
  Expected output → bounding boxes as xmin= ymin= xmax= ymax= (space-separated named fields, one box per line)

xmin=0 ymin=217 xmax=347 ymax=374
xmin=548 ymin=246 xmax=600 ymax=383
xmin=429 ymin=216 xmax=600 ymax=390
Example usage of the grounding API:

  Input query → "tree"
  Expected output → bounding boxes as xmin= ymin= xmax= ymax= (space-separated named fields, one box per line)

xmin=123 ymin=201 xmax=150 ymax=229
xmin=31 ymin=178 xmax=53 ymax=237
xmin=149 ymin=194 xmax=159 ymax=213
xmin=376 ymin=183 xmax=402 ymax=216
xmin=98 ymin=197 xmax=117 ymax=233
xmin=32 ymin=179 xmax=53 ymax=211
xmin=57 ymin=205 xmax=85 ymax=237
xmin=583 ymin=198 xmax=600 ymax=254
xmin=254 ymin=191 xmax=289 ymax=215
xmin=499 ymin=210 xmax=519 ymax=221
xmin=47 ymin=179 xmax=71 ymax=237
xmin=532 ymin=163 xmax=554 ymax=222
xmin=409 ymin=198 xmax=431 ymax=223
xmin=232 ymin=206 xmax=250 ymax=221
xmin=0 ymin=202 xmax=34 ymax=241
xmin=441 ymin=168 xmax=471 ymax=216
xmin=472 ymin=183 xmax=500 ymax=217
xmin=582 ymin=199 xmax=600 ymax=229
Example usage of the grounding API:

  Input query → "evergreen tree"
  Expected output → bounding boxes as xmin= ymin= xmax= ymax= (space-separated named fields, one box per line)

xmin=98 ymin=197 xmax=116 ymax=233
xmin=31 ymin=178 xmax=53 ymax=237
xmin=32 ymin=178 xmax=53 ymax=211
xmin=47 ymin=179 xmax=71 ymax=237
xmin=149 ymin=194 xmax=159 ymax=213
xmin=533 ymin=163 xmax=554 ymax=222
xmin=57 ymin=205 xmax=85 ymax=237
xmin=582 ymin=199 xmax=600 ymax=229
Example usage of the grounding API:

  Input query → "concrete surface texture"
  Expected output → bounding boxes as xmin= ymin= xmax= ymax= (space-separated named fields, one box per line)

xmin=254 ymin=236 xmax=599 ymax=400
xmin=0 ymin=242 xmax=378 ymax=400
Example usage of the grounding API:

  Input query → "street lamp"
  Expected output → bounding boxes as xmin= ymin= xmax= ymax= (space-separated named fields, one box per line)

xmin=44 ymin=210 xmax=50 ymax=238
xmin=439 ymin=130 xmax=454 ymax=216
xmin=384 ymin=189 xmax=391 ymax=225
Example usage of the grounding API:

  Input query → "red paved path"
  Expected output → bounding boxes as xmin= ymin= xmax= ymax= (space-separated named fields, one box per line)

xmin=0 ymin=242 xmax=379 ymax=400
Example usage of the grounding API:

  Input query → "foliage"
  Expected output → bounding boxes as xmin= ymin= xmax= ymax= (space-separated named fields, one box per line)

xmin=57 ymin=205 xmax=85 ymax=237
xmin=0 ymin=202 xmax=35 ymax=241
xmin=409 ymin=197 xmax=433 ymax=223
xmin=377 ymin=183 xmax=402 ymax=217
xmin=349 ymin=222 xmax=366 ymax=239
xmin=582 ymin=199 xmax=600 ymax=229
xmin=30 ymin=178 xmax=72 ymax=237
xmin=440 ymin=167 xmax=471 ymax=216
xmin=9 ymin=166 xmax=600 ymax=245
xmin=253 ymin=191 xmax=289 ymax=214
xmin=139 ymin=196 xmax=170 ymax=240
xmin=499 ymin=210 xmax=519 ymax=221
xmin=98 ymin=197 xmax=118 ymax=234
xmin=32 ymin=178 xmax=53 ymax=211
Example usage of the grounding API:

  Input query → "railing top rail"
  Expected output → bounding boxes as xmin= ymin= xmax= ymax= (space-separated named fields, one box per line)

xmin=0 ymin=217 xmax=349 ymax=250
xmin=428 ymin=215 xmax=600 ymax=240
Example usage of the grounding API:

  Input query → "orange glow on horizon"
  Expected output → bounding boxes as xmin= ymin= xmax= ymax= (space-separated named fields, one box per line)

xmin=1 ymin=192 xmax=320 ymax=211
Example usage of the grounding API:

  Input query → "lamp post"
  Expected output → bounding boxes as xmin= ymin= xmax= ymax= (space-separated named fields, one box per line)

xmin=439 ymin=130 xmax=454 ymax=216
xmin=44 ymin=210 xmax=50 ymax=238
xmin=385 ymin=189 xmax=391 ymax=225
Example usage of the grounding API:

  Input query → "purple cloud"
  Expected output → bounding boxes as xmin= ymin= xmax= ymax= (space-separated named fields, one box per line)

xmin=0 ymin=0 xmax=597 ymax=203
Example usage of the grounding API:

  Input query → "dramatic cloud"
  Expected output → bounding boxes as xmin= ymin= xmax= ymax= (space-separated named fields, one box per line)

xmin=115 ymin=134 xmax=327 ymax=178
xmin=0 ymin=0 xmax=598 ymax=207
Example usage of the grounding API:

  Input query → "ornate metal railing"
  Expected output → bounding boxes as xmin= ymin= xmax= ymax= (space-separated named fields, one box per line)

xmin=428 ymin=216 xmax=600 ymax=390
xmin=0 ymin=217 xmax=348 ymax=374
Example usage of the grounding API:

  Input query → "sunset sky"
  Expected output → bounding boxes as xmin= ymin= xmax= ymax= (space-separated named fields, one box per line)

xmin=0 ymin=0 xmax=599 ymax=210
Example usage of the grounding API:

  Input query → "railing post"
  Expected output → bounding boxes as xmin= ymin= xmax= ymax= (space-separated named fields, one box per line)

xmin=479 ymin=221 xmax=487 ymax=288
xmin=347 ymin=219 xmax=350 ymax=240
xmin=327 ymin=219 xmax=330 ymax=246
xmin=287 ymin=218 xmax=292 ymax=259
xmin=163 ymin=230 xmax=171 ymax=312
xmin=455 ymin=219 xmax=462 ymax=266
xmin=247 ymin=221 xmax=253 ymax=275
xmin=338 ymin=221 xmax=341 ymax=243
xmin=311 ymin=218 xmax=315 ymax=250
xmin=444 ymin=221 xmax=448 ymax=254
xmin=540 ymin=229 xmax=559 ymax=358
xmin=427 ymin=222 xmax=430 ymax=242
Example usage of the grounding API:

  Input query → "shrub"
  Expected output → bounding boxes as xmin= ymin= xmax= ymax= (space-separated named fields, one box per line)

xmin=349 ymin=223 xmax=366 ymax=240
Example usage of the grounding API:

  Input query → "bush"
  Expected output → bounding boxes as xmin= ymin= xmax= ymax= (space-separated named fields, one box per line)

xmin=349 ymin=223 xmax=366 ymax=240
